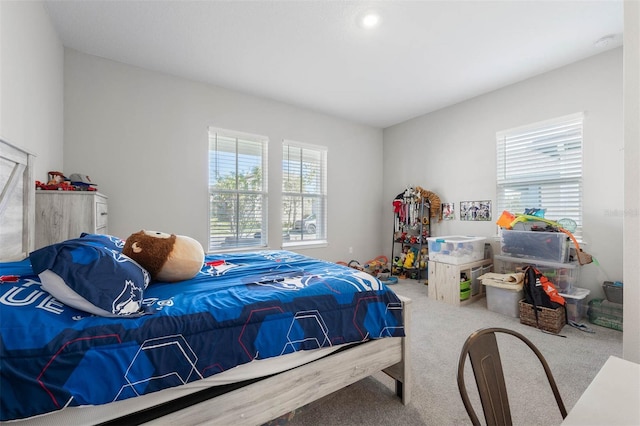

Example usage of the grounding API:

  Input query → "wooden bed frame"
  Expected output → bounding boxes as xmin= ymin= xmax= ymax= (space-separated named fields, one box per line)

xmin=0 ymin=138 xmax=411 ymax=425
xmin=0 ymin=139 xmax=35 ymax=261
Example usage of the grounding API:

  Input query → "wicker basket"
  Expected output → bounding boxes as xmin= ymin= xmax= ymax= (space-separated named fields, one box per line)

xmin=519 ymin=300 xmax=566 ymax=334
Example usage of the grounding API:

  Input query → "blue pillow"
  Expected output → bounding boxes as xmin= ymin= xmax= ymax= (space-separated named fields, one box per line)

xmin=30 ymin=238 xmax=150 ymax=317
xmin=79 ymin=233 xmax=125 ymax=252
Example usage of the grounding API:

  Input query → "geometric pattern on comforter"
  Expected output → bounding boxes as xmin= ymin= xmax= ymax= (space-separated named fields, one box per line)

xmin=0 ymin=250 xmax=404 ymax=421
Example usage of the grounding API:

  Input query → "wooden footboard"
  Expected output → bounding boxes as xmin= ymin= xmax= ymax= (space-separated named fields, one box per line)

xmin=383 ymin=294 xmax=412 ymax=405
xmin=142 ymin=295 xmax=411 ymax=426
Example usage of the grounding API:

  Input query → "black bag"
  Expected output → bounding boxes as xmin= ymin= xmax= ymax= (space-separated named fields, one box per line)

xmin=523 ymin=266 xmax=564 ymax=310
xmin=523 ymin=266 xmax=566 ymax=331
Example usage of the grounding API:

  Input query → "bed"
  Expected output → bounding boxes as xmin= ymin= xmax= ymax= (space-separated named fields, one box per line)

xmin=0 ymin=138 xmax=411 ymax=425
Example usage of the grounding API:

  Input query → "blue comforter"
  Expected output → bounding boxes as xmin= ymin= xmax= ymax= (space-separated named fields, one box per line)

xmin=0 ymin=250 xmax=404 ymax=421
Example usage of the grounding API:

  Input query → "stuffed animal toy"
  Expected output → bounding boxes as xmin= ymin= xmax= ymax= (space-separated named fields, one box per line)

xmin=403 ymin=250 xmax=415 ymax=269
xmin=123 ymin=230 xmax=205 ymax=282
xmin=419 ymin=247 xmax=429 ymax=268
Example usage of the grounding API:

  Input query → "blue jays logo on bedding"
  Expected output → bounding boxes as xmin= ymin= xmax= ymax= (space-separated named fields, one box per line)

xmin=112 ymin=279 xmax=145 ymax=315
xmin=202 ymin=260 xmax=243 ymax=276
xmin=250 ymin=272 xmax=319 ymax=290
xmin=245 ymin=268 xmax=382 ymax=293
xmin=260 ymin=251 xmax=300 ymax=263
xmin=333 ymin=269 xmax=383 ymax=291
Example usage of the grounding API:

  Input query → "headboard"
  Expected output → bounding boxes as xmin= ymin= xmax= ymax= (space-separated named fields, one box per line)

xmin=0 ymin=138 xmax=35 ymax=261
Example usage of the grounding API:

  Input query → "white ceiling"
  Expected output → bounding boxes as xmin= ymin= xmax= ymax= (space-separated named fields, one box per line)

xmin=43 ymin=0 xmax=624 ymax=129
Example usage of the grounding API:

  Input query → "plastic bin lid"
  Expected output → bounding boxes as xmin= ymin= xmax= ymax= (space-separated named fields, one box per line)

xmin=494 ymin=254 xmax=579 ymax=269
xmin=428 ymin=235 xmax=485 ymax=242
xmin=559 ymin=287 xmax=590 ymax=299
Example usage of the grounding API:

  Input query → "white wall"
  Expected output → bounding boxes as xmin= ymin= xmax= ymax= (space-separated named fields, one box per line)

xmin=62 ymin=49 xmax=384 ymax=263
xmin=383 ymin=49 xmax=624 ymax=302
xmin=623 ymin=0 xmax=640 ymax=363
xmin=0 ymin=1 xmax=64 ymax=180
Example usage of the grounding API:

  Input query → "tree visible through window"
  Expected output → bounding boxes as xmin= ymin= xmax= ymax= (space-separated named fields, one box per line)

xmin=208 ymin=128 xmax=267 ymax=250
xmin=496 ymin=113 xmax=584 ymax=238
xmin=282 ymin=141 xmax=327 ymax=244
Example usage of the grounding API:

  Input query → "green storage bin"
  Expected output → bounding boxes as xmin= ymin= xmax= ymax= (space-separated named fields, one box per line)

xmin=460 ymin=280 xmax=471 ymax=300
xmin=588 ymin=299 xmax=623 ymax=331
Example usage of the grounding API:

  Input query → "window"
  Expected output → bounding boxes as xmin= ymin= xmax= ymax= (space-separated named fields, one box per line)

xmin=282 ymin=141 xmax=327 ymax=245
xmin=208 ymin=128 xmax=268 ymax=251
xmin=496 ymin=113 xmax=584 ymax=238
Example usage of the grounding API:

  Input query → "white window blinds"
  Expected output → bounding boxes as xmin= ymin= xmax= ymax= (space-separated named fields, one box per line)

xmin=496 ymin=113 xmax=584 ymax=238
xmin=208 ymin=128 xmax=268 ymax=250
xmin=282 ymin=140 xmax=327 ymax=245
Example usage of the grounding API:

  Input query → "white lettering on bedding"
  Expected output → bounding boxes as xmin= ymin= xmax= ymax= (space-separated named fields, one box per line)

xmin=36 ymin=294 xmax=65 ymax=314
xmin=0 ymin=283 xmax=44 ymax=305
xmin=0 ymin=280 xmax=65 ymax=314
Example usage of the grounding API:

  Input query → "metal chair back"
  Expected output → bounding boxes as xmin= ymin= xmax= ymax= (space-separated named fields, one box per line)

xmin=457 ymin=327 xmax=567 ymax=425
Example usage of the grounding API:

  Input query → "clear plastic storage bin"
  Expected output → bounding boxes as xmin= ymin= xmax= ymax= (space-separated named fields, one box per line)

xmin=500 ymin=230 xmax=570 ymax=263
xmin=560 ymin=287 xmax=590 ymax=322
xmin=470 ymin=266 xmax=483 ymax=296
xmin=485 ymin=285 xmax=524 ymax=318
xmin=427 ymin=236 xmax=486 ymax=265
xmin=494 ymin=254 xmax=579 ymax=293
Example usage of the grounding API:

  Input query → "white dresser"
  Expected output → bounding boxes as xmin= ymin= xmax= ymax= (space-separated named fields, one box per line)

xmin=35 ymin=191 xmax=108 ymax=249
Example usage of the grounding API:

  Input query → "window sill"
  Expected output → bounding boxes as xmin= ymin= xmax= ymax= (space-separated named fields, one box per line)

xmin=208 ymin=244 xmax=268 ymax=254
xmin=282 ymin=240 xmax=328 ymax=250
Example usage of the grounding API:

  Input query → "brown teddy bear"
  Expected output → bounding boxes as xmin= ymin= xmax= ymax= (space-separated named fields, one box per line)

xmin=123 ymin=230 xmax=205 ymax=282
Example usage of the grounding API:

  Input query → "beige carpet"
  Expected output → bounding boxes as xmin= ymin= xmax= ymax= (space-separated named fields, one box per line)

xmin=282 ymin=279 xmax=623 ymax=426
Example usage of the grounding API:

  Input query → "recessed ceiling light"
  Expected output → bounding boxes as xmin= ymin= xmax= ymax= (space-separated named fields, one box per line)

xmin=360 ymin=12 xmax=380 ymax=29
